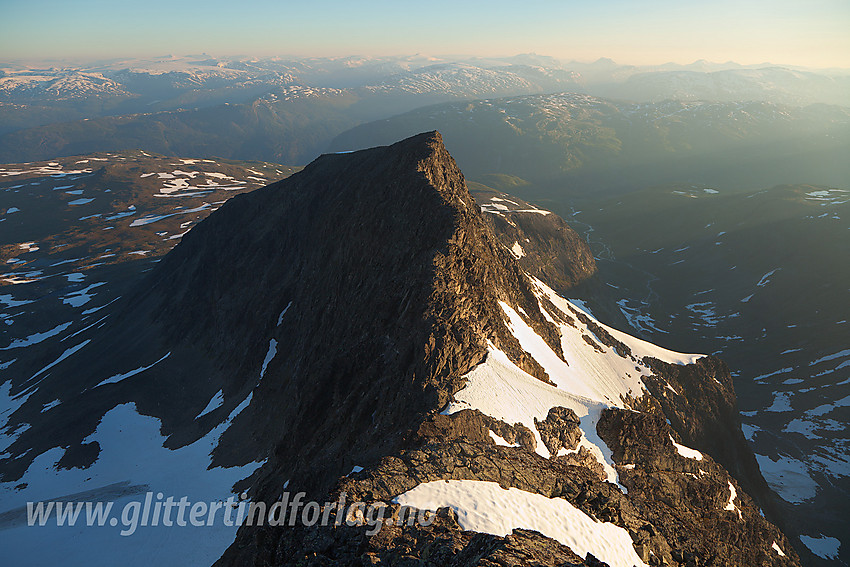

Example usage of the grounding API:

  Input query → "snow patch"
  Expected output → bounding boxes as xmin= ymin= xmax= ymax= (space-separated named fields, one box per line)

xmin=811 ymin=349 xmax=850 ymax=366
xmin=1 ymin=322 xmax=72 ymax=350
xmin=259 ymin=339 xmax=278 ymax=378
xmin=488 ymin=430 xmax=520 ymax=448
xmin=37 ymin=398 xmax=61 ymax=413
xmin=0 ymin=294 xmax=33 ymax=308
xmin=62 ymin=282 xmax=106 ymax=308
xmin=755 ymin=453 xmax=817 ymax=503
xmin=394 ymin=480 xmax=648 ymax=567
xmin=510 ymin=242 xmax=525 ymax=259
xmin=670 ymin=435 xmax=703 ymax=460
xmin=26 ymin=340 xmax=91 ymax=386
xmin=724 ymin=481 xmax=742 ymax=519
xmin=532 ymin=278 xmax=704 ymax=366
xmin=799 ymin=535 xmax=841 ymax=560
xmin=765 ymin=391 xmax=793 ymax=412
xmin=195 ymin=390 xmax=224 ymax=419
xmin=0 ymin=401 xmax=264 ymax=567
xmin=94 ymin=352 xmax=171 ymax=388
xmin=443 ymin=345 xmax=621 ymax=486
xmin=756 ymin=269 xmax=779 ymax=287
xmin=277 ymin=301 xmax=292 ymax=326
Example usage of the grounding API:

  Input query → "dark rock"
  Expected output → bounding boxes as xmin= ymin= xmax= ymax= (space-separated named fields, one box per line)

xmin=584 ymin=553 xmax=610 ymax=567
xmin=534 ymin=406 xmax=582 ymax=456
xmin=55 ymin=441 xmax=100 ymax=471
xmin=217 ymin=506 xmax=596 ymax=567
xmin=415 ymin=409 xmax=537 ymax=453
xmin=598 ymin=407 xmax=800 ymax=567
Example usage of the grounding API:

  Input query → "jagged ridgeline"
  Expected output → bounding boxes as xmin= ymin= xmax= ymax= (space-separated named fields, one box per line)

xmin=2 ymin=133 xmax=798 ymax=566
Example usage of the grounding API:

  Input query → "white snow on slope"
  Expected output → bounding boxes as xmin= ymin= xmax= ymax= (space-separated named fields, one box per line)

xmin=532 ymin=278 xmax=704 ymax=366
xmin=445 ymin=278 xmax=707 ymax=491
xmin=670 ymin=435 xmax=703 ymax=460
xmin=756 ymin=268 xmax=779 ymax=287
xmin=196 ymin=390 xmax=224 ymax=419
xmin=94 ymin=352 xmax=172 ymax=388
xmin=0 ymin=401 xmax=264 ymax=567
xmin=0 ymin=294 xmax=33 ymax=308
xmin=500 ymin=299 xmax=645 ymax=404
xmin=755 ymin=453 xmax=818 ymax=503
xmin=810 ymin=349 xmax=850 ymax=366
xmin=0 ymin=380 xmax=33 ymax=453
xmin=276 ymin=301 xmax=292 ymax=325
xmin=724 ymin=481 xmax=742 ymax=519
xmin=765 ymin=391 xmax=793 ymax=412
xmin=443 ymin=345 xmax=620 ymax=485
xmin=772 ymin=542 xmax=787 ymax=557
xmin=25 ymin=339 xmax=91 ymax=392
xmin=1 ymin=322 xmax=73 ymax=351
xmin=394 ymin=480 xmax=648 ymax=567
xmin=62 ymin=282 xmax=106 ymax=308
xmin=431 ymin=275 xmax=710 ymax=560
xmin=129 ymin=204 xmax=210 ymax=227
xmin=799 ymin=535 xmax=841 ymax=560
xmin=500 ymin=301 xmax=622 ymax=402
xmin=260 ymin=339 xmax=278 ymax=378
xmin=488 ymin=430 xmax=520 ymax=447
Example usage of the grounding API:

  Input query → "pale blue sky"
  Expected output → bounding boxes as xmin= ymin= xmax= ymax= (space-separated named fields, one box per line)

xmin=1 ymin=0 xmax=848 ymax=67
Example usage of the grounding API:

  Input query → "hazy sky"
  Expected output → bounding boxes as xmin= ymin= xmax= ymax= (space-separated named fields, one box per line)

xmin=2 ymin=0 xmax=849 ymax=68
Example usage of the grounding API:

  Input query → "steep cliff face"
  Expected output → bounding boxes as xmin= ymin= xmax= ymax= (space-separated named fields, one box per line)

xmin=1 ymin=132 xmax=799 ymax=566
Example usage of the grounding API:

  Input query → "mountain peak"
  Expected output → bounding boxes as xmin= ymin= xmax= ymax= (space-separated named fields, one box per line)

xmin=1 ymin=134 xmax=798 ymax=566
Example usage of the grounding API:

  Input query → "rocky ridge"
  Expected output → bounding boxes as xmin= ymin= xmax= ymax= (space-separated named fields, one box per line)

xmin=211 ymin=133 xmax=796 ymax=566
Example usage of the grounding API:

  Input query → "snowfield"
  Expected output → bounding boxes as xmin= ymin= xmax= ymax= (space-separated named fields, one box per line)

xmin=394 ymin=479 xmax=649 ymax=567
xmin=0 ymin=401 xmax=262 ymax=567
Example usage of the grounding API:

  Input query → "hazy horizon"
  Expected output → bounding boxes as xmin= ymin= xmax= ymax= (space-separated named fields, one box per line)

xmin=2 ymin=0 xmax=849 ymax=69
xmin=3 ymin=52 xmax=849 ymax=74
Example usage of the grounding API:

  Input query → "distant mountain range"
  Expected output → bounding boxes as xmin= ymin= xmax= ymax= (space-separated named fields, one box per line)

xmin=3 ymin=54 xmax=847 ymax=107
xmin=3 ymin=89 xmax=848 ymax=193
xmin=329 ymin=94 xmax=850 ymax=191
xmin=1 ymin=54 xmax=848 ymax=166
